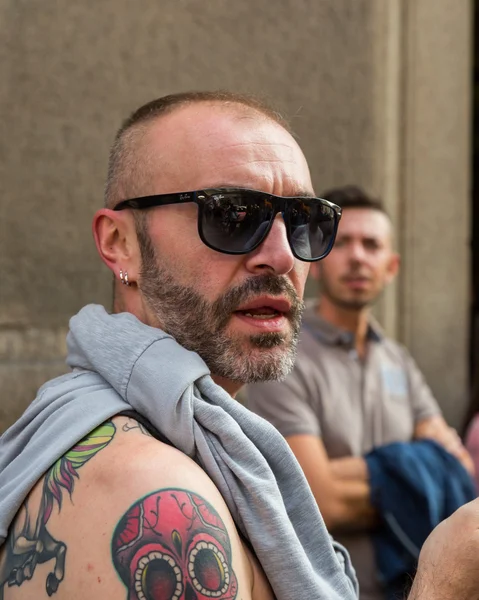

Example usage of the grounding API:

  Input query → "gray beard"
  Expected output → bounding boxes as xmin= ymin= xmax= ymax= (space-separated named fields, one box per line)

xmin=136 ymin=225 xmax=304 ymax=384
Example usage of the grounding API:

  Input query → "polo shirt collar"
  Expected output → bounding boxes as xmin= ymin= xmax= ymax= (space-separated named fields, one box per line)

xmin=302 ymin=301 xmax=384 ymax=347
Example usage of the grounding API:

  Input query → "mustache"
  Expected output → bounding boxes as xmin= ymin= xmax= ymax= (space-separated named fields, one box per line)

xmin=211 ymin=274 xmax=304 ymax=331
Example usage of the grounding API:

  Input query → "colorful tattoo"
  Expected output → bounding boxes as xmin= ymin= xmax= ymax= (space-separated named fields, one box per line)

xmin=112 ymin=489 xmax=238 ymax=600
xmin=0 ymin=421 xmax=116 ymax=598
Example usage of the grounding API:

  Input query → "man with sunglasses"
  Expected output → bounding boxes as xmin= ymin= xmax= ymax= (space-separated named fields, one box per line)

xmin=0 ymin=92 xmax=478 ymax=600
xmin=0 ymin=91 xmax=355 ymax=600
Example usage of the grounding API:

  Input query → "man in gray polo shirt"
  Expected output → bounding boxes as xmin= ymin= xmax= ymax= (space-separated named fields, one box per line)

xmin=246 ymin=185 xmax=473 ymax=600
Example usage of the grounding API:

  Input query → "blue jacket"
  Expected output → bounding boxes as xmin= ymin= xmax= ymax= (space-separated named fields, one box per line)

xmin=365 ymin=440 xmax=476 ymax=598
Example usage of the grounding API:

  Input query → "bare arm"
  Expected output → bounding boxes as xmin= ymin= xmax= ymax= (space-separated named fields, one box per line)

xmin=287 ymin=434 xmax=376 ymax=532
xmin=329 ymin=455 xmax=370 ymax=482
xmin=407 ymin=500 xmax=479 ymax=600
xmin=0 ymin=416 xmax=261 ymax=600
xmin=415 ymin=415 xmax=475 ymax=475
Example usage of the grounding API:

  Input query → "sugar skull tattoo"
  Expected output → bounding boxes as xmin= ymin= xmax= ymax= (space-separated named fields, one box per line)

xmin=111 ymin=489 xmax=238 ymax=600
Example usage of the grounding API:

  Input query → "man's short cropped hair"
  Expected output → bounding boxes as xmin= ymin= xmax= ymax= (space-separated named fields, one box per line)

xmin=105 ymin=90 xmax=291 ymax=209
xmin=320 ymin=185 xmax=387 ymax=215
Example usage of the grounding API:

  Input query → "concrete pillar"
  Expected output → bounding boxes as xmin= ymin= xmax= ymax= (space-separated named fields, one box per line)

xmin=375 ymin=0 xmax=472 ymax=428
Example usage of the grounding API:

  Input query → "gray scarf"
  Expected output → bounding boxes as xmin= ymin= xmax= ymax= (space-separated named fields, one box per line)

xmin=0 ymin=304 xmax=358 ymax=599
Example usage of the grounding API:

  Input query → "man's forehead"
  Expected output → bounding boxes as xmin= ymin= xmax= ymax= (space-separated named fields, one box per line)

xmin=138 ymin=101 xmax=312 ymax=194
xmin=337 ymin=208 xmax=392 ymax=239
xmin=144 ymin=101 xmax=293 ymax=147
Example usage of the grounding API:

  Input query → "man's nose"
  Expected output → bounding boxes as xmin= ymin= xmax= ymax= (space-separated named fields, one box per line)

xmin=348 ymin=241 xmax=367 ymax=263
xmin=243 ymin=214 xmax=295 ymax=275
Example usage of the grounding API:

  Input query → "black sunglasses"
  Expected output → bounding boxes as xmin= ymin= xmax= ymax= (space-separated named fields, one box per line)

xmin=114 ymin=188 xmax=342 ymax=262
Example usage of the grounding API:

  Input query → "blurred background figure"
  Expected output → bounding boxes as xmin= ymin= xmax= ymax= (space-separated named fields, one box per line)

xmin=246 ymin=185 xmax=475 ymax=600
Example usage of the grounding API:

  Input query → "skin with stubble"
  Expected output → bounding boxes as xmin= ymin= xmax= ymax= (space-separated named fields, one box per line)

xmin=408 ymin=499 xmax=479 ymax=600
xmin=136 ymin=233 xmax=304 ymax=385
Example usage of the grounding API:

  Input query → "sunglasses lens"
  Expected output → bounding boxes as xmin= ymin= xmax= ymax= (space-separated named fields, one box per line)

xmin=289 ymin=199 xmax=337 ymax=260
xmin=201 ymin=191 xmax=274 ymax=253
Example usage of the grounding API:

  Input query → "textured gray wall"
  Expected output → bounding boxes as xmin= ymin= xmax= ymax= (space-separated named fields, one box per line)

xmin=0 ymin=0 xmax=472 ymax=432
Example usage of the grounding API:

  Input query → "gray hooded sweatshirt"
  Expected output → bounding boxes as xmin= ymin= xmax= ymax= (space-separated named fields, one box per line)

xmin=0 ymin=304 xmax=358 ymax=600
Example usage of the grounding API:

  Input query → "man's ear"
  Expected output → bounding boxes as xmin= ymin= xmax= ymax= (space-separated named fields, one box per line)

xmin=385 ymin=252 xmax=400 ymax=284
xmin=92 ymin=209 xmax=141 ymax=283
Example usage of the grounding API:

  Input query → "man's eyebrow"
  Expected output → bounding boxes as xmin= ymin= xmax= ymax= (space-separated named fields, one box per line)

xmin=336 ymin=233 xmax=383 ymax=243
xmin=203 ymin=184 xmax=317 ymax=198
xmin=295 ymin=189 xmax=316 ymax=198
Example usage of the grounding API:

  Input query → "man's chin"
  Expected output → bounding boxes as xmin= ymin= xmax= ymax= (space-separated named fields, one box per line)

xmin=232 ymin=355 xmax=296 ymax=384
xmin=210 ymin=335 xmax=297 ymax=384
xmin=249 ymin=331 xmax=288 ymax=349
xmin=245 ymin=337 xmax=298 ymax=382
xmin=332 ymin=293 xmax=375 ymax=311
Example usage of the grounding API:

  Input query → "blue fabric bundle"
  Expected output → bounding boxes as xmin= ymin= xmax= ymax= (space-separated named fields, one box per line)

xmin=366 ymin=440 xmax=476 ymax=599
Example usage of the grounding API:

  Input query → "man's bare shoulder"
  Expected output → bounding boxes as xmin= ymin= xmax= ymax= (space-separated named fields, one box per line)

xmin=0 ymin=415 xmax=271 ymax=600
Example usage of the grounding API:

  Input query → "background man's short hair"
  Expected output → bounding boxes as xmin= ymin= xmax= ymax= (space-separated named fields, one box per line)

xmin=320 ymin=184 xmax=387 ymax=215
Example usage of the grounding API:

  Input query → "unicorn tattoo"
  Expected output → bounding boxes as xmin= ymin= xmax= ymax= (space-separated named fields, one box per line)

xmin=0 ymin=421 xmax=116 ymax=598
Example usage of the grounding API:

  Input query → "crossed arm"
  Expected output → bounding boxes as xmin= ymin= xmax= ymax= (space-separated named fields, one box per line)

xmin=287 ymin=434 xmax=375 ymax=531
xmin=288 ymin=415 xmax=474 ymax=533
xmin=284 ymin=386 xmax=479 ymax=600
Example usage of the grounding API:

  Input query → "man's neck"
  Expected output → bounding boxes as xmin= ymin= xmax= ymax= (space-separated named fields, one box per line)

xmin=211 ymin=374 xmax=240 ymax=398
xmin=316 ymin=296 xmax=370 ymax=358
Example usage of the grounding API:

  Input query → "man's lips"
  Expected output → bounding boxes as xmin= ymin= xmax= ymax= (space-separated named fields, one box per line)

xmin=342 ymin=277 xmax=371 ymax=289
xmin=234 ymin=296 xmax=292 ymax=315
xmin=231 ymin=296 xmax=293 ymax=332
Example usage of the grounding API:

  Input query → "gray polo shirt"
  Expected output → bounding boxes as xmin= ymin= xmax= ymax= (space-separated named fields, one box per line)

xmin=246 ymin=304 xmax=441 ymax=600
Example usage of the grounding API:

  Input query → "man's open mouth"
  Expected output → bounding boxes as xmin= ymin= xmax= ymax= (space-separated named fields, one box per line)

xmin=234 ymin=297 xmax=291 ymax=320
xmin=235 ymin=306 xmax=283 ymax=320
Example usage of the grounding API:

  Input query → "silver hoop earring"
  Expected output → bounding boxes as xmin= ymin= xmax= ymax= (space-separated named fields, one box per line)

xmin=119 ymin=269 xmax=131 ymax=286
